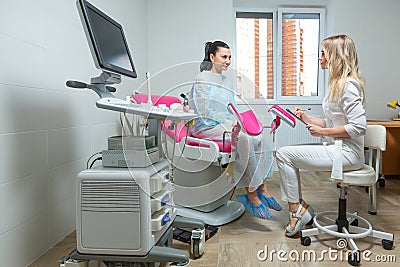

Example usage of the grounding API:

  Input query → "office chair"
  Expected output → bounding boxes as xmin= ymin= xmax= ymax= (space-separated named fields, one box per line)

xmin=300 ymin=125 xmax=394 ymax=266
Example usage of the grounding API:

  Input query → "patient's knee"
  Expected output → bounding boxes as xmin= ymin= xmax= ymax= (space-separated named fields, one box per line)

xmin=236 ymin=133 xmax=250 ymax=147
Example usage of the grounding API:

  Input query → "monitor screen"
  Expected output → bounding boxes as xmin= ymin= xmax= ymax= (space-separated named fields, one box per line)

xmin=77 ymin=0 xmax=137 ymax=78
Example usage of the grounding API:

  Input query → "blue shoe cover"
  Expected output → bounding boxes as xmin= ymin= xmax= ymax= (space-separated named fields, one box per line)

xmin=236 ymin=194 xmax=273 ymax=220
xmin=256 ymin=189 xmax=283 ymax=211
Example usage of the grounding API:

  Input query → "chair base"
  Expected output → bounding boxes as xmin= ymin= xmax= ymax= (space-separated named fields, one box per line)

xmin=175 ymin=200 xmax=245 ymax=226
xmin=301 ymin=211 xmax=394 ymax=265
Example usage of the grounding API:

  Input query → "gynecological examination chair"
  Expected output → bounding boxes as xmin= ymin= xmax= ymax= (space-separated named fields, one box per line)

xmin=132 ymin=94 xmax=297 ymax=226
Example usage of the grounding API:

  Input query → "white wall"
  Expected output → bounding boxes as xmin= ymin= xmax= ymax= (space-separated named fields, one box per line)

xmin=0 ymin=1 xmax=147 ymax=266
xmin=328 ymin=0 xmax=400 ymax=120
xmin=146 ymin=0 xmax=235 ymax=98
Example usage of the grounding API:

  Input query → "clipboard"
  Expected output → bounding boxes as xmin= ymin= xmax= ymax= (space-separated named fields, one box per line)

xmin=285 ymin=108 xmax=308 ymax=125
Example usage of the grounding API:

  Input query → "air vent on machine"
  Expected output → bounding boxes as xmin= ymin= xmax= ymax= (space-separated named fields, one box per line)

xmin=81 ymin=181 xmax=140 ymax=212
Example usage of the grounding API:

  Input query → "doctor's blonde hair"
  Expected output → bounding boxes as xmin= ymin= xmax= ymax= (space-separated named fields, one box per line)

xmin=322 ymin=34 xmax=365 ymax=103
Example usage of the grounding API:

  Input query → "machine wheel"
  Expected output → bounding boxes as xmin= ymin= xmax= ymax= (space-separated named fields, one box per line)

xmin=170 ymin=261 xmax=190 ymax=267
xmin=301 ymin=236 xmax=311 ymax=246
xmin=105 ymin=262 xmax=144 ymax=267
xmin=382 ymin=239 xmax=394 ymax=250
xmin=348 ymin=250 xmax=361 ymax=266
xmin=378 ymin=178 xmax=386 ymax=188
xmin=191 ymin=238 xmax=201 ymax=258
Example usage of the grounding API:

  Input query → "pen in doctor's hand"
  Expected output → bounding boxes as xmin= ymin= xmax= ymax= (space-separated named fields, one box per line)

xmin=300 ymin=108 xmax=312 ymax=111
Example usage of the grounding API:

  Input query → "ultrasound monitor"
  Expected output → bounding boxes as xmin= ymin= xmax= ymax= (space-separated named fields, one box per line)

xmin=77 ymin=0 xmax=137 ymax=79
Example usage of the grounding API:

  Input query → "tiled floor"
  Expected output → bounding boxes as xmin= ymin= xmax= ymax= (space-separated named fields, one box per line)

xmin=30 ymin=171 xmax=400 ymax=267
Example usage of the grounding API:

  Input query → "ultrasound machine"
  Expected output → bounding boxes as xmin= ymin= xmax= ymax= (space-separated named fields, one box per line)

xmin=61 ymin=1 xmax=205 ymax=266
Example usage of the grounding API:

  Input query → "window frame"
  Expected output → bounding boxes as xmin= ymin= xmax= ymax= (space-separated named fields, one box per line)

xmin=234 ymin=7 xmax=326 ymax=105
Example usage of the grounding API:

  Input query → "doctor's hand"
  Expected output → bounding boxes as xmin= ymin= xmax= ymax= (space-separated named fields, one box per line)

xmin=306 ymin=124 xmax=325 ymax=137
xmin=293 ymin=107 xmax=309 ymax=121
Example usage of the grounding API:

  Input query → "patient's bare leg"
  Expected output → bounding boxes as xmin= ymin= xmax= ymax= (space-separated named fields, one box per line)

xmin=246 ymin=187 xmax=262 ymax=206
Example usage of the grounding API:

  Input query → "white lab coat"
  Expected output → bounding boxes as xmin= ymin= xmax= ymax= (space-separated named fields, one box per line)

xmin=276 ymin=78 xmax=367 ymax=202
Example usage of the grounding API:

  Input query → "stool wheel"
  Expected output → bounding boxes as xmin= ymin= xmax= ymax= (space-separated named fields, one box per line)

xmin=378 ymin=178 xmax=385 ymax=188
xmin=382 ymin=239 xmax=394 ymax=250
xmin=348 ymin=250 xmax=361 ymax=266
xmin=301 ymin=236 xmax=311 ymax=246
xmin=350 ymin=219 xmax=359 ymax=226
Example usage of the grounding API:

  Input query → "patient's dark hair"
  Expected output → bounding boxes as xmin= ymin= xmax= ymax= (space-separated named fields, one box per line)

xmin=200 ymin=41 xmax=230 ymax=72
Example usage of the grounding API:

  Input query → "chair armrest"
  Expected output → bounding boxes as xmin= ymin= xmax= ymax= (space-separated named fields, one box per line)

xmin=177 ymin=136 xmax=220 ymax=162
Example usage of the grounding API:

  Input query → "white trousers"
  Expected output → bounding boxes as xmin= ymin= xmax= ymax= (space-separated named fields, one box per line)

xmin=276 ymin=144 xmax=364 ymax=203
xmin=192 ymin=124 xmax=273 ymax=191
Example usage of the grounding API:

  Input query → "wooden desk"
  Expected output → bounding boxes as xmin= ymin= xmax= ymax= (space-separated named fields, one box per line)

xmin=367 ymin=120 xmax=400 ymax=176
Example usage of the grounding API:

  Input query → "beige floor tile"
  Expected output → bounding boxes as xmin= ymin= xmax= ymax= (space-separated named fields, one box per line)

xmin=29 ymin=172 xmax=400 ymax=267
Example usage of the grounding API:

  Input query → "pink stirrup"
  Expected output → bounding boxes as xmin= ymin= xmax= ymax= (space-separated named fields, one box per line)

xmin=227 ymin=103 xmax=263 ymax=136
xmin=268 ymin=105 xmax=296 ymax=132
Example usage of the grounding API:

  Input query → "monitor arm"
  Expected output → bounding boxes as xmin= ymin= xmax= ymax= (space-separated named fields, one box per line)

xmin=91 ymin=71 xmax=121 ymax=85
xmin=66 ymin=71 xmax=120 ymax=98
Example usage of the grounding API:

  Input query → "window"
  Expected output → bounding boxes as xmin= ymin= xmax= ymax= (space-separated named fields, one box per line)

xmin=235 ymin=8 xmax=325 ymax=103
xmin=236 ymin=12 xmax=274 ymax=99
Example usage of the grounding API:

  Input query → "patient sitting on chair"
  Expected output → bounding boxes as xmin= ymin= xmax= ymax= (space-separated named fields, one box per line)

xmin=189 ymin=40 xmax=282 ymax=220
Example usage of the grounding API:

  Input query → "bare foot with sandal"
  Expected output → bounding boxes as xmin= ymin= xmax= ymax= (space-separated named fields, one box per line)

xmin=285 ymin=200 xmax=314 ymax=237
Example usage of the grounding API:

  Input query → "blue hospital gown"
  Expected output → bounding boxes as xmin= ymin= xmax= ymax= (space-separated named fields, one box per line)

xmin=189 ymin=71 xmax=273 ymax=191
